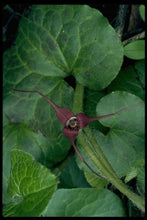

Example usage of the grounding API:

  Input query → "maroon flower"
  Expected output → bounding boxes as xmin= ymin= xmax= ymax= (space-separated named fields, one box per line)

xmin=11 ymin=87 xmax=143 ymax=179
xmin=10 ymin=88 xmax=118 ymax=144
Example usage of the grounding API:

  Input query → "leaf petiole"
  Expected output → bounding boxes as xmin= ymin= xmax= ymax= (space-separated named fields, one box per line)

xmin=73 ymin=82 xmax=145 ymax=212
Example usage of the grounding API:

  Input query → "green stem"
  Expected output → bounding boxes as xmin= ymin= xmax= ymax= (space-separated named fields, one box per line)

xmin=77 ymin=131 xmax=144 ymax=211
xmin=72 ymin=82 xmax=84 ymax=114
xmin=83 ymin=126 xmax=119 ymax=179
xmin=72 ymin=82 xmax=145 ymax=212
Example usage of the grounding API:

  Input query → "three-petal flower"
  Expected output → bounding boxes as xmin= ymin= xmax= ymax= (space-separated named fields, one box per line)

xmin=11 ymin=88 xmax=143 ymax=179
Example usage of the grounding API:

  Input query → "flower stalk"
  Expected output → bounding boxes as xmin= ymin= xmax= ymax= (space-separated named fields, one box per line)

xmin=11 ymin=85 xmax=144 ymax=211
xmin=73 ymin=82 xmax=145 ymax=212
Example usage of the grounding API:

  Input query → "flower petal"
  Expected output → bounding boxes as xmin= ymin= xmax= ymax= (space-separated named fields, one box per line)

xmin=76 ymin=113 xmax=94 ymax=129
xmin=62 ymin=127 xmax=78 ymax=143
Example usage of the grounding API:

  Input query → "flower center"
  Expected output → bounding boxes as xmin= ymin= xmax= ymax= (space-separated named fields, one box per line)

xmin=66 ymin=116 xmax=79 ymax=130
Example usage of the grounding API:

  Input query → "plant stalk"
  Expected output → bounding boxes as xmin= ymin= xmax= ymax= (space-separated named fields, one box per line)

xmin=72 ymin=82 xmax=145 ymax=212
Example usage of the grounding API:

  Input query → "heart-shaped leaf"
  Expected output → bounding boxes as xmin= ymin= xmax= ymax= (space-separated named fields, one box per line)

xmin=95 ymin=91 xmax=144 ymax=177
xmin=76 ymin=91 xmax=144 ymax=180
xmin=4 ymin=5 xmax=123 ymax=95
xmin=3 ymin=4 xmax=123 ymax=191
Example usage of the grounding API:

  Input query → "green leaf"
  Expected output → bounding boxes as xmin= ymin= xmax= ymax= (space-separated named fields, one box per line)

xmin=134 ymin=60 xmax=145 ymax=89
xmin=58 ymin=156 xmax=90 ymax=188
xmin=3 ymin=5 xmax=123 ymax=205
xmin=139 ymin=5 xmax=145 ymax=22
xmin=124 ymin=158 xmax=144 ymax=185
xmin=71 ymin=6 xmax=123 ymax=90
xmin=4 ymin=5 xmax=123 ymax=93
xmin=42 ymin=188 xmax=125 ymax=216
xmin=124 ymin=40 xmax=145 ymax=60
xmin=95 ymin=91 xmax=144 ymax=177
xmin=124 ymin=167 xmax=138 ymax=183
xmin=3 ymin=122 xmax=69 ymax=203
xmin=137 ymin=166 xmax=145 ymax=197
xmin=107 ymin=64 xmax=145 ymax=100
xmin=3 ymin=80 xmax=73 ymax=167
xmin=76 ymin=91 xmax=144 ymax=180
xmin=4 ymin=74 xmax=74 ymax=138
xmin=83 ymin=88 xmax=108 ymax=133
xmin=84 ymin=88 xmax=105 ymax=117
xmin=3 ymin=150 xmax=57 ymax=217
xmin=3 ymin=123 xmax=46 ymax=204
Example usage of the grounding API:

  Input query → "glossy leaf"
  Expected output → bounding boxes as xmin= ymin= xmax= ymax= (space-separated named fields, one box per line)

xmin=3 ymin=150 xmax=57 ymax=217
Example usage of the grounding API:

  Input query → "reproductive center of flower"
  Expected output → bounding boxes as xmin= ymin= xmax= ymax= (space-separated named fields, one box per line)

xmin=66 ymin=116 xmax=79 ymax=130
xmin=11 ymin=87 xmax=144 ymax=181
